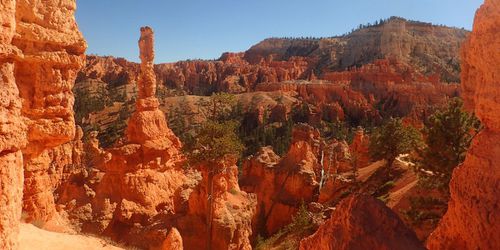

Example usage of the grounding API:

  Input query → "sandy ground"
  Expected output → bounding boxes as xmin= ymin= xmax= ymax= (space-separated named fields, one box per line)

xmin=387 ymin=154 xmax=418 ymax=208
xmin=19 ymin=223 xmax=124 ymax=250
xmin=356 ymin=160 xmax=386 ymax=182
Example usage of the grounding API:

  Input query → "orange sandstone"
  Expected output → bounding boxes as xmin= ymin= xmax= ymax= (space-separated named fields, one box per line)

xmin=0 ymin=0 xmax=86 ymax=248
xmin=299 ymin=195 xmax=424 ymax=250
xmin=427 ymin=0 xmax=500 ymax=249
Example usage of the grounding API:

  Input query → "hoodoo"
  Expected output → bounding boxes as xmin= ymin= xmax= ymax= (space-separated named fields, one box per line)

xmin=126 ymin=27 xmax=181 ymax=150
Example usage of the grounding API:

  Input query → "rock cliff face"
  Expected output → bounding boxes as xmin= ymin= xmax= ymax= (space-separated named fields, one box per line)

xmin=0 ymin=0 xmax=86 ymax=248
xmin=79 ymin=53 xmax=311 ymax=95
xmin=323 ymin=59 xmax=460 ymax=117
xmin=240 ymin=124 xmax=322 ymax=235
xmin=299 ymin=195 xmax=425 ymax=250
xmin=255 ymin=82 xmax=382 ymax=124
xmin=427 ymin=1 xmax=500 ymax=249
xmin=0 ymin=2 xmax=26 ymax=249
xmin=246 ymin=17 xmax=467 ymax=81
xmin=77 ymin=17 xmax=467 ymax=95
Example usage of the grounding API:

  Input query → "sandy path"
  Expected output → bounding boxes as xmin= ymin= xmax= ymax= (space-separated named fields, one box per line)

xmin=19 ymin=223 xmax=124 ymax=250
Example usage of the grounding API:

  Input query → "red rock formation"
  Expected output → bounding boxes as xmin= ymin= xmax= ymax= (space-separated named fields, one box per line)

xmin=256 ymin=82 xmax=381 ymax=123
xmin=323 ymin=59 xmax=461 ymax=117
xmin=299 ymin=195 xmax=425 ymax=250
xmin=427 ymin=1 xmax=500 ymax=249
xmin=0 ymin=3 xmax=25 ymax=249
xmin=17 ymin=0 xmax=87 ymax=223
xmin=241 ymin=125 xmax=321 ymax=235
xmin=161 ymin=228 xmax=183 ymax=250
xmin=350 ymin=127 xmax=371 ymax=169
xmin=317 ymin=139 xmax=353 ymax=204
xmin=78 ymin=50 xmax=312 ymax=95
xmin=0 ymin=0 xmax=86 ymax=248
xmin=153 ymin=55 xmax=311 ymax=94
xmin=126 ymin=27 xmax=181 ymax=150
xmin=59 ymin=27 xmax=256 ymax=250
xmin=76 ymin=56 xmax=140 ymax=87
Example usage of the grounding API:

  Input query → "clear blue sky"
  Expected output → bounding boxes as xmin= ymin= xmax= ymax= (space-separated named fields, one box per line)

xmin=76 ymin=0 xmax=483 ymax=63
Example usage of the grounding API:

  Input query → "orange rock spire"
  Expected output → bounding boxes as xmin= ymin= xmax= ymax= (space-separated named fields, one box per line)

xmin=138 ymin=26 xmax=157 ymax=99
xmin=126 ymin=27 xmax=181 ymax=149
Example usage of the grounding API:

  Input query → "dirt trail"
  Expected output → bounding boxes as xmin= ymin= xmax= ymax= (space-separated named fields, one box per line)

xmin=19 ymin=223 xmax=123 ymax=250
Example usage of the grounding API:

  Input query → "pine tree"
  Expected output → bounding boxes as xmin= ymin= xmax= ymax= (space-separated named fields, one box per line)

xmin=183 ymin=120 xmax=243 ymax=250
xmin=369 ymin=118 xmax=422 ymax=168
xmin=418 ymin=98 xmax=481 ymax=192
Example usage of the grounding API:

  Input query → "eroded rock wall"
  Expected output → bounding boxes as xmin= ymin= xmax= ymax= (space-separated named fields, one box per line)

xmin=427 ymin=0 xmax=500 ymax=249
xmin=0 ymin=0 xmax=86 ymax=248
xmin=240 ymin=124 xmax=321 ymax=235
xmin=0 ymin=1 xmax=25 ymax=248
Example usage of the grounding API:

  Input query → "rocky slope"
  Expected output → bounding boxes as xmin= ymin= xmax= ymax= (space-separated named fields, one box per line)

xmin=240 ymin=124 xmax=374 ymax=238
xmin=77 ymin=17 xmax=468 ymax=96
xmin=299 ymin=195 xmax=424 ymax=250
xmin=246 ymin=17 xmax=467 ymax=81
xmin=240 ymin=125 xmax=321 ymax=235
xmin=427 ymin=0 xmax=500 ymax=248
xmin=0 ymin=0 xmax=86 ymax=249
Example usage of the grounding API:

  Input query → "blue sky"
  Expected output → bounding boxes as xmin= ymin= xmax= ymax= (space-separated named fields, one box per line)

xmin=76 ymin=0 xmax=483 ymax=63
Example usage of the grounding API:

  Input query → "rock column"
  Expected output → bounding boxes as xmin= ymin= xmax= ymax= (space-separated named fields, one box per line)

xmin=126 ymin=27 xmax=181 ymax=150
xmin=15 ymin=0 xmax=87 ymax=223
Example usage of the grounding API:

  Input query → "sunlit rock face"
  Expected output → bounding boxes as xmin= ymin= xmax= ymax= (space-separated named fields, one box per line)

xmin=240 ymin=124 xmax=322 ymax=236
xmin=126 ymin=26 xmax=182 ymax=150
xmin=0 ymin=0 xmax=86 ymax=248
xmin=427 ymin=0 xmax=500 ymax=249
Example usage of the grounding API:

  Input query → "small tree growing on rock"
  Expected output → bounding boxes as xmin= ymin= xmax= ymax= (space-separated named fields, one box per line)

xmin=369 ymin=118 xmax=422 ymax=168
xmin=183 ymin=119 xmax=244 ymax=250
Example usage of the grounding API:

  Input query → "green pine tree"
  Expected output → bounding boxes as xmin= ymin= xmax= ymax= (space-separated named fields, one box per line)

xmin=369 ymin=118 xmax=422 ymax=168
xmin=418 ymin=98 xmax=481 ymax=192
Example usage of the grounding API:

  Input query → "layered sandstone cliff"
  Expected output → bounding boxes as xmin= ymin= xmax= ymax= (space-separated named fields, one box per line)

xmin=0 ymin=0 xmax=86 ymax=248
xmin=77 ymin=18 xmax=467 ymax=96
xmin=427 ymin=0 xmax=500 ymax=249
xmin=247 ymin=17 xmax=467 ymax=81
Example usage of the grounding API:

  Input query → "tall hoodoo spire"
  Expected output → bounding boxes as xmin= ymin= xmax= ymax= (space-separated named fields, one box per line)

xmin=138 ymin=26 xmax=156 ymax=99
xmin=126 ymin=27 xmax=181 ymax=149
